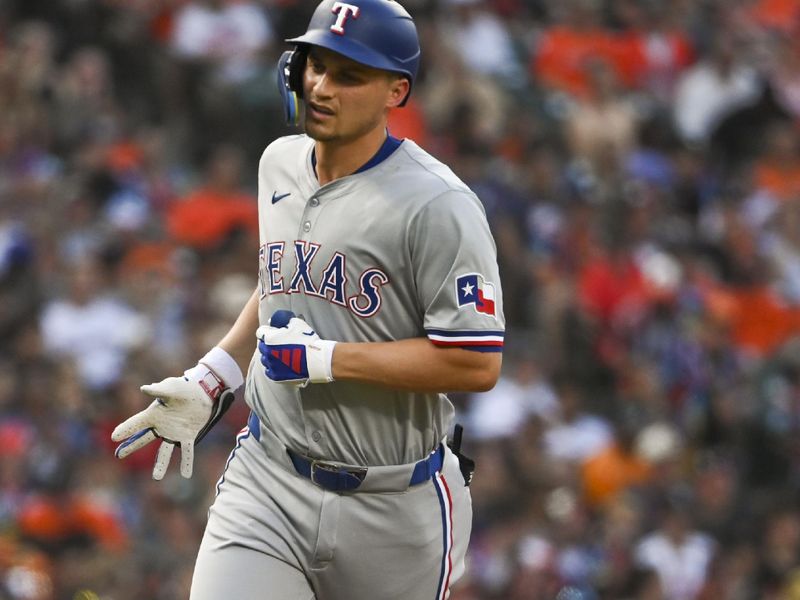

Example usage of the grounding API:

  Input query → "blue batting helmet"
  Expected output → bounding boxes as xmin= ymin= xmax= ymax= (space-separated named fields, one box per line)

xmin=277 ymin=0 xmax=420 ymax=125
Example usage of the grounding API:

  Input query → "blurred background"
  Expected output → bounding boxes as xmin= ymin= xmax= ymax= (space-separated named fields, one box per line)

xmin=2 ymin=0 xmax=800 ymax=598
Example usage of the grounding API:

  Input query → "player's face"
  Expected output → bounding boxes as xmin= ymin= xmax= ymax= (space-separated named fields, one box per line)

xmin=302 ymin=47 xmax=409 ymax=144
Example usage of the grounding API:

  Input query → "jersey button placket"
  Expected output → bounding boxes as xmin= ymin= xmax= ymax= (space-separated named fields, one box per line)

xmin=300 ymin=192 xmax=324 ymax=236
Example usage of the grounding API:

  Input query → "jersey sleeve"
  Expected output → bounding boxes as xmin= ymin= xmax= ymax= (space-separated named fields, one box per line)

xmin=409 ymin=190 xmax=505 ymax=352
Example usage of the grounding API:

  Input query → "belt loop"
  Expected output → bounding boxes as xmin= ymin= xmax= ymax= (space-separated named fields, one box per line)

xmin=409 ymin=444 xmax=443 ymax=487
xmin=247 ymin=412 xmax=261 ymax=441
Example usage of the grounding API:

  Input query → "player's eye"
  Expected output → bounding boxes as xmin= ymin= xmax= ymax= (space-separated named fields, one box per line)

xmin=337 ymin=71 xmax=363 ymax=85
xmin=308 ymin=58 xmax=324 ymax=74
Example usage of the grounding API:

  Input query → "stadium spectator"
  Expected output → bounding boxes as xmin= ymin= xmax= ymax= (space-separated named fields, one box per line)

xmin=673 ymin=31 xmax=761 ymax=145
xmin=165 ymin=144 xmax=257 ymax=251
xmin=39 ymin=255 xmax=150 ymax=390
xmin=170 ymin=0 xmax=273 ymax=86
xmin=439 ymin=0 xmax=523 ymax=85
xmin=634 ymin=495 xmax=716 ymax=600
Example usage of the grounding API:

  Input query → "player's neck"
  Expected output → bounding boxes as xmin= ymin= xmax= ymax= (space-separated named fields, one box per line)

xmin=314 ymin=126 xmax=388 ymax=186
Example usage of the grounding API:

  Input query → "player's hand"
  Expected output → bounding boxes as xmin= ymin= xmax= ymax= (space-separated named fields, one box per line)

xmin=111 ymin=364 xmax=235 ymax=480
xmin=256 ymin=310 xmax=337 ymax=386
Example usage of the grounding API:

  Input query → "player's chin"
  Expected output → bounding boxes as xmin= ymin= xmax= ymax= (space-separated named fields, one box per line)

xmin=304 ymin=120 xmax=337 ymax=142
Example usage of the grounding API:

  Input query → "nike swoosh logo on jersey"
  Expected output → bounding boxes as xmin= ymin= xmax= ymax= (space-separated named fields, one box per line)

xmin=272 ymin=191 xmax=291 ymax=204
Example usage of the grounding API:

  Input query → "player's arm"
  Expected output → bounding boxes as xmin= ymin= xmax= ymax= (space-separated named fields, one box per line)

xmin=332 ymin=338 xmax=501 ymax=392
xmin=216 ymin=287 xmax=261 ymax=373
xmin=258 ymin=317 xmax=500 ymax=393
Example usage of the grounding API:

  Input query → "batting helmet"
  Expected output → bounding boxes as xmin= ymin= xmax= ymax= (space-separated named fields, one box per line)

xmin=277 ymin=0 xmax=420 ymax=125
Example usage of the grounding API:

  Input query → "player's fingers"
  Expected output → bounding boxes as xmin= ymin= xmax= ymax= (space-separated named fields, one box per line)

xmin=152 ymin=440 xmax=175 ymax=480
xmin=115 ymin=428 xmax=157 ymax=459
xmin=111 ymin=409 xmax=155 ymax=442
xmin=180 ymin=440 xmax=194 ymax=479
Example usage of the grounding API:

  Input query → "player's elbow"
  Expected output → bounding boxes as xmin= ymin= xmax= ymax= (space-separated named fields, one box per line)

xmin=472 ymin=366 xmax=501 ymax=392
xmin=464 ymin=353 xmax=502 ymax=392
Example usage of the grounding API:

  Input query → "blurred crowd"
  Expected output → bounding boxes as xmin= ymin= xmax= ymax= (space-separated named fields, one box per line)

xmin=2 ymin=0 xmax=800 ymax=598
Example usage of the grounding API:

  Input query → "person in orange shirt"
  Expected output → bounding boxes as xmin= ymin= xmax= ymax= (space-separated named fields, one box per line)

xmin=582 ymin=441 xmax=652 ymax=506
xmin=386 ymin=96 xmax=429 ymax=148
xmin=753 ymin=122 xmax=800 ymax=203
xmin=746 ymin=0 xmax=800 ymax=34
xmin=532 ymin=0 xmax=619 ymax=99
xmin=581 ymin=420 xmax=653 ymax=507
xmin=166 ymin=144 xmax=258 ymax=251
xmin=612 ymin=1 xmax=694 ymax=100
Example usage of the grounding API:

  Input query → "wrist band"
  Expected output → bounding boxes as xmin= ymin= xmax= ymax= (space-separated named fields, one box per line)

xmin=199 ymin=346 xmax=245 ymax=391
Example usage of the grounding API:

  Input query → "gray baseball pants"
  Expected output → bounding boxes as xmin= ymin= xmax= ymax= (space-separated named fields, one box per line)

xmin=190 ymin=415 xmax=472 ymax=599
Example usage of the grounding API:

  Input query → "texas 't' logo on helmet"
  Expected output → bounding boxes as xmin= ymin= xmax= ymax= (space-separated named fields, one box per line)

xmin=330 ymin=2 xmax=360 ymax=34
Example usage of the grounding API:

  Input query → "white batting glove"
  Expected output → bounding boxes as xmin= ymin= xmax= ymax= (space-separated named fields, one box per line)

xmin=112 ymin=348 xmax=242 ymax=480
xmin=256 ymin=310 xmax=337 ymax=386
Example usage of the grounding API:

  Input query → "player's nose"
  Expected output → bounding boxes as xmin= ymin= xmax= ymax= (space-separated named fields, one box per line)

xmin=310 ymin=72 xmax=334 ymax=99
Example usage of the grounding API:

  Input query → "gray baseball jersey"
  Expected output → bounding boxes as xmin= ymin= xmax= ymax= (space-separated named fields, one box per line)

xmin=249 ymin=133 xmax=504 ymax=465
xmin=191 ymin=133 xmax=504 ymax=600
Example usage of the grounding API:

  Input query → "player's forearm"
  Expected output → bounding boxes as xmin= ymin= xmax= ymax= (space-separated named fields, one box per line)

xmin=216 ymin=288 xmax=260 ymax=373
xmin=331 ymin=338 xmax=502 ymax=393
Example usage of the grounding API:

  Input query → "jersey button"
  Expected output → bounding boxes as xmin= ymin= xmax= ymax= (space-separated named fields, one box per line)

xmin=309 ymin=198 xmax=319 ymax=207
xmin=311 ymin=431 xmax=322 ymax=442
xmin=302 ymin=221 xmax=312 ymax=232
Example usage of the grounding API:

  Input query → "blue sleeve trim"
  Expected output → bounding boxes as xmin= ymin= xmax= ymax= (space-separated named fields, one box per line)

xmin=460 ymin=345 xmax=504 ymax=353
xmin=425 ymin=328 xmax=505 ymax=338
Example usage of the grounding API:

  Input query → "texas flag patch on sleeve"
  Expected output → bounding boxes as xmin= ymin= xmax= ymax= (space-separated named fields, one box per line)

xmin=456 ymin=273 xmax=496 ymax=317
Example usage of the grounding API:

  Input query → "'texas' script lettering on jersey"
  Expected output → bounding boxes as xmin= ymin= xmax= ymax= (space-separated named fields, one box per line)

xmin=258 ymin=242 xmax=389 ymax=317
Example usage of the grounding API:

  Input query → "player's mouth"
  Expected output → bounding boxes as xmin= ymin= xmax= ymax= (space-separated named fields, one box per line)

xmin=308 ymin=101 xmax=335 ymax=120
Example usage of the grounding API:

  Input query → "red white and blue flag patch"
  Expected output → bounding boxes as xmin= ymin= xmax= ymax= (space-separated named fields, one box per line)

xmin=456 ymin=273 xmax=496 ymax=317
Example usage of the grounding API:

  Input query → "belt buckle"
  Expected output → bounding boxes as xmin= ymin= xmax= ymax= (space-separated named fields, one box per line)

xmin=310 ymin=460 xmax=367 ymax=489
xmin=310 ymin=459 xmax=341 ymax=486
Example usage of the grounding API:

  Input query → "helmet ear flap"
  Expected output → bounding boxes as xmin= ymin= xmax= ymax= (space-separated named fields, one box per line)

xmin=288 ymin=45 xmax=308 ymax=97
xmin=277 ymin=47 xmax=308 ymax=126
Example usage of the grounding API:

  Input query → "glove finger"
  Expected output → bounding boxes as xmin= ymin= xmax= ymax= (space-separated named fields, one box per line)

xmin=111 ymin=407 xmax=156 ymax=442
xmin=152 ymin=440 xmax=175 ymax=480
xmin=115 ymin=428 xmax=157 ymax=459
xmin=140 ymin=376 xmax=184 ymax=400
xmin=180 ymin=440 xmax=195 ymax=479
xmin=288 ymin=317 xmax=315 ymax=336
xmin=255 ymin=325 xmax=272 ymax=341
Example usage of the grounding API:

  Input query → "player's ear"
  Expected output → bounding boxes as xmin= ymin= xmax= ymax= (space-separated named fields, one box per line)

xmin=386 ymin=76 xmax=410 ymax=109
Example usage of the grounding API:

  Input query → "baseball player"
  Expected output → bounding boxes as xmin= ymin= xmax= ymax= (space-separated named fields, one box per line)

xmin=112 ymin=1 xmax=505 ymax=598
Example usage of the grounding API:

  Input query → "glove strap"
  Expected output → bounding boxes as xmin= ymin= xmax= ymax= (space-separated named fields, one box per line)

xmin=198 ymin=346 xmax=244 ymax=391
xmin=187 ymin=348 xmax=243 ymax=444
xmin=195 ymin=389 xmax=236 ymax=444
xmin=308 ymin=339 xmax=337 ymax=383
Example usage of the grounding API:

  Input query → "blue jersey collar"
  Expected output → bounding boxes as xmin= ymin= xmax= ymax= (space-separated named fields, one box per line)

xmin=311 ymin=134 xmax=403 ymax=178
